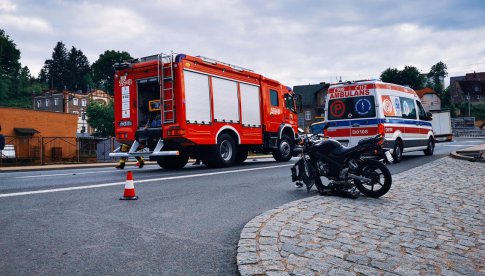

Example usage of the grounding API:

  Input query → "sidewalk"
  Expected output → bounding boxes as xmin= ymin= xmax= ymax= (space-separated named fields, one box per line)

xmin=237 ymin=145 xmax=485 ymax=275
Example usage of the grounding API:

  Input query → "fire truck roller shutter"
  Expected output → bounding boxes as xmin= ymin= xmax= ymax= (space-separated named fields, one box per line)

xmin=212 ymin=76 xmax=239 ymax=123
xmin=240 ymin=83 xmax=261 ymax=127
xmin=184 ymin=70 xmax=211 ymax=124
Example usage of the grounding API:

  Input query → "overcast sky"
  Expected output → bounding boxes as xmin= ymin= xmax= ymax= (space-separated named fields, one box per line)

xmin=2 ymin=0 xmax=485 ymax=87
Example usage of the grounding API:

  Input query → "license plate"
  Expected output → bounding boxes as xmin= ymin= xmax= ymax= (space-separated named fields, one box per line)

xmin=385 ymin=151 xmax=394 ymax=163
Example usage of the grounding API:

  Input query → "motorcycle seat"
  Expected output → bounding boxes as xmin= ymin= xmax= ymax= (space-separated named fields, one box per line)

xmin=358 ymin=137 xmax=375 ymax=145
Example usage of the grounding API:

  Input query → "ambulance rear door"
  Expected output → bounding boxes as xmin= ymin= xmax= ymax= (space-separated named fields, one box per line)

xmin=326 ymin=85 xmax=378 ymax=147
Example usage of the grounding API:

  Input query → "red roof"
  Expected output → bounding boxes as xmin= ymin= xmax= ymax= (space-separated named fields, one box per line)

xmin=415 ymin=87 xmax=437 ymax=99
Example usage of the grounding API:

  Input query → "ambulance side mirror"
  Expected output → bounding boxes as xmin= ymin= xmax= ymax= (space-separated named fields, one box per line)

xmin=425 ymin=112 xmax=433 ymax=121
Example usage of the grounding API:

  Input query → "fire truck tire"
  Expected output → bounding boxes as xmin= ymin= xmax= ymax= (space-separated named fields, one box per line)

xmin=236 ymin=148 xmax=248 ymax=164
xmin=272 ymin=134 xmax=294 ymax=162
xmin=157 ymin=156 xmax=189 ymax=169
xmin=207 ymin=133 xmax=237 ymax=168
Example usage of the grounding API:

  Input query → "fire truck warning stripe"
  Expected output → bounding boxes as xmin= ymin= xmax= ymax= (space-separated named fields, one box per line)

xmin=0 ymin=164 xmax=293 ymax=198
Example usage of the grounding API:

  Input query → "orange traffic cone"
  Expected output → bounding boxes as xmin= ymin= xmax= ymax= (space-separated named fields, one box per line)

xmin=120 ymin=171 xmax=138 ymax=200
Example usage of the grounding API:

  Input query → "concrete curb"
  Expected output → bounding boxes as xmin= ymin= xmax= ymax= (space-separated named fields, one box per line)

xmin=449 ymin=143 xmax=485 ymax=163
xmin=450 ymin=150 xmax=485 ymax=163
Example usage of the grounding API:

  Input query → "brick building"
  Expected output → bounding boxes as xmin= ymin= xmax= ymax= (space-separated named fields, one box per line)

xmin=450 ymin=72 xmax=485 ymax=105
xmin=33 ymin=89 xmax=111 ymax=135
xmin=0 ymin=107 xmax=78 ymax=164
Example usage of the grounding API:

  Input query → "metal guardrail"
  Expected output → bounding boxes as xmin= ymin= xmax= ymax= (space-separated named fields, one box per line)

xmin=452 ymin=130 xmax=485 ymax=138
xmin=0 ymin=136 xmax=115 ymax=167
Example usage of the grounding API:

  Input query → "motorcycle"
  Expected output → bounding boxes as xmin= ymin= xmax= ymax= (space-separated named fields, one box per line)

xmin=291 ymin=123 xmax=393 ymax=198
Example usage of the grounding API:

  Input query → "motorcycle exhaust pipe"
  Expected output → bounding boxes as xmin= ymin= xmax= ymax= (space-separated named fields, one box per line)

xmin=348 ymin=173 xmax=371 ymax=182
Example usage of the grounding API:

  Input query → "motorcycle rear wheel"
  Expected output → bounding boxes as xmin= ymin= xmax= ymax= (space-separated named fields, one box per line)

xmin=354 ymin=159 xmax=392 ymax=198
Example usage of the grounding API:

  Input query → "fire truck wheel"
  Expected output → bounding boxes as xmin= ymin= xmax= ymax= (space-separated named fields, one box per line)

xmin=272 ymin=134 xmax=294 ymax=162
xmin=207 ymin=133 xmax=237 ymax=168
xmin=236 ymin=149 xmax=248 ymax=164
xmin=157 ymin=155 xmax=189 ymax=169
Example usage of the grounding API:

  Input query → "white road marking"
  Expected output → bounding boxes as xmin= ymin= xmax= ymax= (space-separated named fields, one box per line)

xmin=15 ymin=170 xmax=116 ymax=179
xmin=0 ymin=164 xmax=293 ymax=198
xmin=441 ymin=145 xmax=477 ymax=147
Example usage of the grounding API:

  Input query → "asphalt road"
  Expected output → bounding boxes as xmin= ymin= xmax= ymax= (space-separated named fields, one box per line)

xmin=0 ymin=138 xmax=482 ymax=275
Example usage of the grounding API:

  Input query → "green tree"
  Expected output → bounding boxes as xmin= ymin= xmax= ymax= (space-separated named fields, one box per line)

xmin=86 ymin=100 xmax=114 ymax=136
xmin=401 ymin=66 xmax=426 ymax=90
xmin=92 ymin=50 xmax=132 ymax=95
xmin=66 ymin=46 xmax=91 ymax=91
xmin=0 ymin=29 xmax=21 ymax=99
xmin=39 ymin=41 xmax=68 ymax=90
xmin=380 ymin=66 xmax=426 ymax=90
xmin=380 ymin=68 xmax=401 ymax=85
xmin=427 ymin=61 xmax=448 ymax=95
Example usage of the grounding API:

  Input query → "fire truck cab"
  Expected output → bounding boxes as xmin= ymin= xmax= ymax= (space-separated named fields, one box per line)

xmin=110 ymin=53 xmax=300 ymax=168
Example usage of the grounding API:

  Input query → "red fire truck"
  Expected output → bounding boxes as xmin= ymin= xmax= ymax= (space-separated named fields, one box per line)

xmin=109 ymin=53 xmax=300 ymax=168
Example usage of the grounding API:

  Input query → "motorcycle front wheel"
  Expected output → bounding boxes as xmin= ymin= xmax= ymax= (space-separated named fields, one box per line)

xmin=354 ymin=159 xmax=392 ymax=198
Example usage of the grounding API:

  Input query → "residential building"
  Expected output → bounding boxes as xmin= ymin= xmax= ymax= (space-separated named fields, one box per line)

xmin=0 ymin=107 xmax=78 ymax=164
xmin=450 ymin=72 xmax=485 ymax=105
xmin=33 ymin=89 xmax=111 ymax=135
xmin=415 ymin=87 xmax=441 ymax=112
xmin=293 ymin=83 xmax=330 ymax=130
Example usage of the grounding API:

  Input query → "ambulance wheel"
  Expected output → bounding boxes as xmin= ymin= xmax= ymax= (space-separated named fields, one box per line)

xmin=424 ymin=138 xmax=435 ymax=156
xmin=157 ymin=156 xmax=189 ymax=169
xmin=272 ymin=134 xmax=294 ymax=162
xmin=207 ymin=133 xmax=236 ymax=168
xmin=392 ymin=140 xmax=403 ymax=163
xmin=236 ymin=148 xmax=248 ymax=164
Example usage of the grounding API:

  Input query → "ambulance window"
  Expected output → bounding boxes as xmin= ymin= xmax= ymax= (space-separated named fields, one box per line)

xmin=270 ymin=90 xmax=279 ymax=106
xmin=416 ymin=101 xmax=427 ymax=120
xmin=400 ymin=97 xmax=417 ymax=119
xmin=327 ymin=96 xmax=376 ymax=120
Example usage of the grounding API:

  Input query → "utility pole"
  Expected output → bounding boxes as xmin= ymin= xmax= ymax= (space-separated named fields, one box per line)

xmin=467 ymin=92 xmax=471 ymax=117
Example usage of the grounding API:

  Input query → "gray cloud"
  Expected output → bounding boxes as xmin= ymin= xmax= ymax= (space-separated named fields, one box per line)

xmin=2 ymin=0 xmax=485 ymax=87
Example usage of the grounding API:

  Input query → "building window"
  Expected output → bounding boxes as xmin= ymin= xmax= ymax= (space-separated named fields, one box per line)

xmin=54 ymin=98 xmax=59 ymax=106
xmin=305 ymin=111 xmax=311 ymax=120
xmin=45 ymin=99 xmax=50 ymax=107
xmin=73 ymin=98 xmax=79 ymax=105
xmin=81 ymin=99 xmax=87 ymax=107
xmin=36 ymin=100 xmax=41 ymax=108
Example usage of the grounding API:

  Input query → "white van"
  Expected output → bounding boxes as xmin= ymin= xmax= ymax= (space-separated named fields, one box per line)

xmin=323 ymin=80 xmax=434 ymax=162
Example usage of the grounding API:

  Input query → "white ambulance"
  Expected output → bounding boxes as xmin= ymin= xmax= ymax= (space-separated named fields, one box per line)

xmin=323 ymin=80 xmax=435 ymax=163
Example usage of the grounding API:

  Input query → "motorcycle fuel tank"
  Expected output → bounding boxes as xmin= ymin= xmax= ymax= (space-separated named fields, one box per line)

xmin=311 ymin=139 xmax=343 ymax=155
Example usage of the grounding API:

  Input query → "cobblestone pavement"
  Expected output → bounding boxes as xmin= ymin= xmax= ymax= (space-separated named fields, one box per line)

xmin=237 ymin=157 xmax=484 ymax=275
